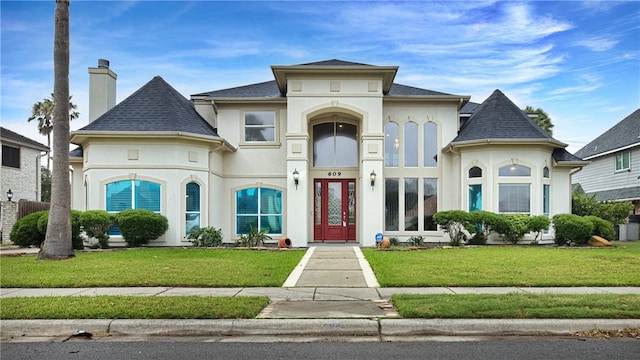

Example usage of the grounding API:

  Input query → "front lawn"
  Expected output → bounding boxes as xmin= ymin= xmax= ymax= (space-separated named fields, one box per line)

xmin=0 ymin=296 xmax=269 ymax=319
xmin=0 ymin=248 xmax=305 ymax=288
xmin=363 ymin=242 xmax=640 ymax=287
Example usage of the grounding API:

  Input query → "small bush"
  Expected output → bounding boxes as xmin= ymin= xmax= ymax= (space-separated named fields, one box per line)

xmin=9 ymin=211 xmax=48 ymax=247
xmin=493 ymin=214 xmax=530 ymax=244
xmin=433 ymin=210 xmax=474 ymax=246
xmin=467 ymin=211 xmax=505 ymax=245
xmin=236 ymin=226 xmax=271 ymax=247
xmin=188 ymin=227 xmax=223 ymax=247
xmin=389 ymin=237 xmax=399 ymax=246
xmin=528 ymin=215 xmax=551 ymax=243
xmin=36 ymin=210 xmax=84 ymax=250
xmin=116 ymin=209 xmax=168 ymax=247
xmin=584 ymin=215 xmax=615 ymax=241
xmin=552 ymin=213 xmax=594 ymax=245
xmin=408 ymin=235 xmax=424 ymax=247
xmin=80 ymin=210 xmax=114 ymax=249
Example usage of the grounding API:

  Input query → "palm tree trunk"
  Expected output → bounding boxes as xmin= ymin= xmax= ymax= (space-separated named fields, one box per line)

xmin=39 ymin=0 xmax=73 ymax=260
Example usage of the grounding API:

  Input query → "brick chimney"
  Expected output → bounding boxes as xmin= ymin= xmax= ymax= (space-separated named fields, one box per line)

xmin=88 ymin=59 xmax=117 ymax=122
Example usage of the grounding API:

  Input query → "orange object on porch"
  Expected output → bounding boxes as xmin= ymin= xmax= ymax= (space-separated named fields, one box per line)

xmin=278 ymin=237 xmax=292 ymax=248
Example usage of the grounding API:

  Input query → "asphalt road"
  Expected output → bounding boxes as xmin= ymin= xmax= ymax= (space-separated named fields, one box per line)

xmin=2 ymin=337 xmax=639 ymax=360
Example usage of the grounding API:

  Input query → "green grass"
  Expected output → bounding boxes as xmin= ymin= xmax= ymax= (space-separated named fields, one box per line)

xmin=0 ymin=296 xmax=269 ymax=319
xmin=363 ymin=242 xmax=640 ymax=287
xmin=0 ymin=248 xmax=305 ymax=288
xmin=391 ymin=293 xmax=640 ymax=319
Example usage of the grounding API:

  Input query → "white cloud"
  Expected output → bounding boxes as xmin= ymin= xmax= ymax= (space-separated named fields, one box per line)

xmin=575 ymin=37 xmax=619 ymax=51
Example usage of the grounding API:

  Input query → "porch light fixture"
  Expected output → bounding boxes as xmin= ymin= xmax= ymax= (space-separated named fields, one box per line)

xmin=292 ymin=169 xmax=300 ymax=189
xmin=370 ymin=170 xmax=376 ymax=190
xmin=6 ymin=189 xmax=13 ymax=201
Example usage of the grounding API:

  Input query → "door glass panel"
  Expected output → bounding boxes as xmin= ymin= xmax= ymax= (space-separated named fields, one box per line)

xmin=328 ymin=182 xmax=342 ymax=225
xmin=315 ymin=181 xmax=322 ymax=225
xmin=348 ymin=181 xmax=355 ymax=225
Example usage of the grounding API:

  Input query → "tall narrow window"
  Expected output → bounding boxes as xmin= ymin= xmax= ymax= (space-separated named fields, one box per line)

xmin=424 ymin=178 xmax=438 ymax=230
xmin=469 ymin=184 xmax=482 ymax=211
xmin=404 ymin=122 xmax=418 ymax=167
xmin=404 ymin=178 xmax=418 ymax=230
xmin=236 ymin=187 xmax=282 ymax=235
xmin=423 ymin=122 xmax=437 ymax=167
xmin=384 ymin=122 xmax=399 ymax=167
xmin=385 ymin=178 xmax=399 ymax=231
xmin=185 ymin=182 xmax=200 ymax=236
xmin=543 ymin=184 xmax=550 ymax=217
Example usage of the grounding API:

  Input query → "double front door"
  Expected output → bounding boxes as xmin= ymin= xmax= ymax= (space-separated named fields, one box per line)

xmin=313 ymin=179 xmax=356 ymax=242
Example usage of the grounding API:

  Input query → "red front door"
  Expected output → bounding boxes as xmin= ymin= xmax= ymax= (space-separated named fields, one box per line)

xmin=314 ymin=179 xmax=356 ymax=242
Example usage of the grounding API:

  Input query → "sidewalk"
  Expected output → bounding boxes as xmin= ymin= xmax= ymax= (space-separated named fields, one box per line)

xmin=2 ymin=246 xmax=639 ymax=339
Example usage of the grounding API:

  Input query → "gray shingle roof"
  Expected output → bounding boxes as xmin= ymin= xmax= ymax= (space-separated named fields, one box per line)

xmin=0 ymin=127 xmax=49 ymax=151
xmin=586 ymin=186 xmax=640 ymax=201
xmin=552 ymin=148 xmax=585 ymax=163
xmin=79 ymin=76 xmax=219 ymax=136
xmin=387 ymin=83 xmax=454 ymax=96
xmin=294 ymin=59 xmax=375 ymax=67
xmin=452 ymin=89 xmax=553 ymax=142
xmin=573 ymin=109 xmax=640 ymax=159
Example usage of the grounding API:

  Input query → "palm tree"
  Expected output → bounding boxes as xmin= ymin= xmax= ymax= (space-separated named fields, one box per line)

xmin=39 ymin=0 xmax=73 ymax=260
xmin=28 ymin=93 xmax=79 ymax=169
xmin=523 ymin=105 xmax=554 ymax=137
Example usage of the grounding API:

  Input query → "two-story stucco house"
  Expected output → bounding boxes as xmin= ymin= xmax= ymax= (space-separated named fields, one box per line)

xmin=573 ymin=109 xmax=640 ymax=215
xmin=1 ymin=127 xmax=49 ymax=202
xmin=69 ymin=59 xmax=585 ymax=247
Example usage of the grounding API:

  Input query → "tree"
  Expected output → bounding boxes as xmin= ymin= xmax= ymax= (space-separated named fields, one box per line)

xmin=28 ymin=93 xmax=79 ymax=170
xmin=39 ymin=0 xmax=73 ymax=260
xmin=523 ymin=105 xmax=554 ymax=136
xmin=40 ymin=166 xmax=51 ymax=202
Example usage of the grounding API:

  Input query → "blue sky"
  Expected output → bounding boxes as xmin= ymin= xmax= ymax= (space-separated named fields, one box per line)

xmin=2 ymin=0 xmax=639 ymax=153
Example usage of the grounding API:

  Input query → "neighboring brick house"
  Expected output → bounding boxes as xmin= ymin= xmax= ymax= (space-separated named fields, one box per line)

xmin=1 ymin=127 xmax=49 ymax=202
xmin=69 ymin=59 xmax=586 ymax=247
xmin=573 ymin=109 xmax=640 ymax=216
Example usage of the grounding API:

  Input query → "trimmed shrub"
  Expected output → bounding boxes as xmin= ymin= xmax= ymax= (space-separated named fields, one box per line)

xmin=80 ymin=210 xmax=114 ymax=249
xmin=36 ymin=210 xmax=84 ymax=250
xmin=494 ymin=214 xmax=530 ymax=244
xmin=9 ymin=210 xmax=48 ymax=247
xmin=433 ymin=210 xmax=474 ymax=246
xmin=528 ymin=215 xmax=551 ymax=243
xmin=572 ymin=190 xmax=633 ymax=225
xmin=187 ymin=226 xmax=223 ymax=247
xmin=467 ymin=211 xmax=505 ymax=245
xmin=584 ymin=215 xmax=615 ymax=241
xmin=116 ymin=209 xmax=169 ymax=247
xmin=552 ymin=213 xmax=594 ymax=245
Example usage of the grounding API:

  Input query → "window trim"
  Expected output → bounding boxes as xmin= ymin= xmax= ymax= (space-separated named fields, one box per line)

xmin=234 ymin=186 xmax=284 ymax=236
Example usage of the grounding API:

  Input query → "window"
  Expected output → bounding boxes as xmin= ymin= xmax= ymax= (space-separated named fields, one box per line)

xmin=469 ymin=184 xmax=482 ymax=211
xmin=244 ymin=111 xmax=275 ymax=142
xmin=469 ymin=166 xmax=482 ymax=178
xmin=404 ymin=122 xmax=418 ymax=167
xmin=499 ymin=184 xmax=530 ymax=214
xmin=2 ymin=145 xmax=20 ymax=168
xmin=106 ymin=180 xmax=161 ymax=235
xmin=384 ymin=122 xmax=399 ymax=167
xmin=616 ymin=151 xmax=630 ymax=171
xmin=313 ymin=122 xmax=357 ymax=167
xmin=543 ymin=184 xmax=550 ymax=217
xmin=543 ymin=166 xmax=550 ymax=178
xmin=499 ymin=164 xmax=531 ymax=176
xmin=423 ymin=122 xmax=437 ymax=167
xmin=423 ymin=178 xmax=438 ymax=230
xmin=185 ymin=182 xmax=200 ymax=236
xmin=405 ymin=178 xmax=418 ymax=230
xmin=385 ymin=178 xmax=399 ymax=231
xmin=236 ymin=187 xmax=282 ymax=235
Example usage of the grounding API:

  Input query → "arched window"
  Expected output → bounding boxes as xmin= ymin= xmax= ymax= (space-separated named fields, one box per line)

xmin=498 ymin=164 xmax=531 ymax=176
xmin=404 ymin=122 xmax=418 ymax=167
xmin=469 ymin=166 xmax=482 ymax=178
xmin=423 ymin=122 xmax=437 ymax=167
xmin=106 ymin=179 xmax=161 ymax=235
xmin=543 ymin=166 xmax=550 ymax=178
xmin=384 ymin=122 xmax=399 ymax=167
xmin=313 ymin=122 xmax=357 ymax=167
xmin=236 ymin=187 xmax=282 ymax=235
xmin=185 ymin=182 xmax=200 ymax=235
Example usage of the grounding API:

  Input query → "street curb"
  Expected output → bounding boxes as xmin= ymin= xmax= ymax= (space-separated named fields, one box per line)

xmin=2 ymin=319 xmax=639 ymax=338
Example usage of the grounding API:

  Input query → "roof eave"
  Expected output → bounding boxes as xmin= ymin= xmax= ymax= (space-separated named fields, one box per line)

xmin=579 ymin=142 xmax=640 ymax=160
xmin=70 ymin=131 xmax=236 ymax=152
xmin=444 ymin=138 xmax=567 ymax=152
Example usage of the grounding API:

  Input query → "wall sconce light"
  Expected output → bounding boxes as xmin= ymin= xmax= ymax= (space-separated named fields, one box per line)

xmin=6 ymin=189 xmax=13 ymax=201
xmin=370 ymin=170 xmax=376 ymax=190
xmin=292 ymin=169 xmax=300 ymax=189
